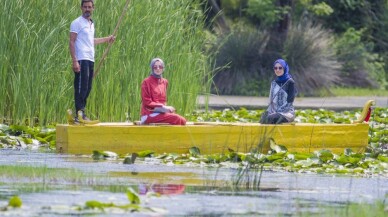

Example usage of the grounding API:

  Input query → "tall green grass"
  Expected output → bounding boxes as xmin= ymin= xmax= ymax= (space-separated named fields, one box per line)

xmin=1 ymin=0 xmax=210 ymax=125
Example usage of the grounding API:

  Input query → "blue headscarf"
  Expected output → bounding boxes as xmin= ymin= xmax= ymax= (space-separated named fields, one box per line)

xmin=273 ymin=59 xmax=291 ymax=82
xmin=150 ymin=57 xmax=165 ymax=79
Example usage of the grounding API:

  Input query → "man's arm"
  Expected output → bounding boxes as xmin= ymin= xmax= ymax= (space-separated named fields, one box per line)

xmin=95 ymin=35 xmax=115 ymax=45
xmin=69 ymin=32 xmax=80 ymax=72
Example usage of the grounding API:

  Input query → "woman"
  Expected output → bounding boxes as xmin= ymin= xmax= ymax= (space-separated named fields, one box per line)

xmin=260 ymin=59 xmax=297 ymax=124
xmin=140 ymin=58 xmax=186 ymax=125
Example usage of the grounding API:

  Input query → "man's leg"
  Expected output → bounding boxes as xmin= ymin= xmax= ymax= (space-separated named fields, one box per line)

xmin=74 ymin=70 xmax=82 ymax=116
xmin=74 ymin=60 xmax=93 ymax=119
xmin=84 ymin=61 xmax=94 ymax=111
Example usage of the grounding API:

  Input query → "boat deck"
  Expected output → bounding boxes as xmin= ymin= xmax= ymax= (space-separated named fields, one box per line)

xmin=56 ymin=122 xmax=369 ymax=155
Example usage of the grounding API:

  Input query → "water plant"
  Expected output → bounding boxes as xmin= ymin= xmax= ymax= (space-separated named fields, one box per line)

xmin=80 ymin=188 xmax=151 ymax=213
xmin=8 ymin=196 xmax=22 ymax=208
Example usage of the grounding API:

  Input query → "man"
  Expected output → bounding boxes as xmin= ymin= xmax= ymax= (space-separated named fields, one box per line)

xmin=69 ymin=0 xmax=115 ymax=122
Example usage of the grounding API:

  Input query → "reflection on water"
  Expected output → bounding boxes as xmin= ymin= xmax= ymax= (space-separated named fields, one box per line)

xmin=138 ymin=183 xmax=185 ymax=195
xmin=0 ymin=149 xmax=387 ymax=216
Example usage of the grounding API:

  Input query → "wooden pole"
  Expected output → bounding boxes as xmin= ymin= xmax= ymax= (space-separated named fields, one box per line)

xmin=94 ymin=0 xmax=131 ymax=78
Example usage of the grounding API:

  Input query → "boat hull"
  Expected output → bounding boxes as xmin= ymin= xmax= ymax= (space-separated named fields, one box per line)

xmin=56 ymin=122 xmax=369 ymax=155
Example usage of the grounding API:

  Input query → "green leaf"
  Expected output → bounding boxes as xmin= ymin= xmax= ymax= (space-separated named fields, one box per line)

xmin=294 ymin=158 xmax=316 ymax=168
xmin=269 ymin=138 xmax=288 ymax=153
xmin=22 ymin=137 xmax=33 ymax=144
xmin=85 ymin=200 xmax=104 ymax=210
xmin=316 ymin=150 xmax=334 ymax=163
xmin=266 ymin=152 xmax=286 ymax=162
xmin=8 ymin=196 xmax=22 ymax=208
xmin=377 ymin=155 xmax=388 ymax=163
xmin=293 ymin=153 xmax=313 ymax=160
xmin=92 ymin=150 xmax=104 ymax=160
xmin=155 ymin=154 xmax=168 ymax=159
xmin=36 ymin=136 xmax=48 ymax=144
xmin=189 ymin=146 xmax=201 ymax=156
xmin=335 ymin=167 xmax=350 ymax=174
xmin=243 ymin=154 xmax=257 ymax=164
xmin=353 ymin=167 xmax=364 ymax=173
xmin=85 ymin=200 xmax=114 ymax=210
xmin=336 ymin=155 xmax=350 ymax=165
xmin=127 ymin=187 xmax=140 ymax=204
xmin=136 ymin=150 xmax=154 ymax=158
xmin=101 ymin=151 xmax=118 ymax=158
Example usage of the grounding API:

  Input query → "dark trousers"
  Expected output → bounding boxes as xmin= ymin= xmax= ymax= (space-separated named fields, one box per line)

xmin=74 ymin=60 xmax=94 ymax=114
xmin=260 ymin=112 xmax=288 ymax=124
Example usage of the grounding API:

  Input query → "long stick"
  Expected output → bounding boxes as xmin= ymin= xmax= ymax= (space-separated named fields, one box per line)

xmin=94 ymin=0 xmax=131 ymax=78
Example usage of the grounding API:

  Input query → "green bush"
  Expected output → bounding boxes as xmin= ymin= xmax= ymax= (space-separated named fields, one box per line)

xmin=334 ymin=27 xmax=386 ymax=89
xmin=283 ymin=23 xmax=340 ymax=96
xmin=209 ymin=25 xmax=270 ymax=95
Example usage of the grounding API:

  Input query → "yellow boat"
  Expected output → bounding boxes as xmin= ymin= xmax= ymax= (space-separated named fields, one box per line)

xmin=56 ymin=100 xmax=374 ymax=155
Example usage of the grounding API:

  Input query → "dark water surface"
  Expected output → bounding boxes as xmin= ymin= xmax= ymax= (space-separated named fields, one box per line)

xmin=0 ymin=149 xmax=387 ymax=216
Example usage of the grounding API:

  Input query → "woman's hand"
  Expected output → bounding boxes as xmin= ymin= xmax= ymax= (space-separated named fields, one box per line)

xmin=163 ymin=106 xmax=175 ymax=113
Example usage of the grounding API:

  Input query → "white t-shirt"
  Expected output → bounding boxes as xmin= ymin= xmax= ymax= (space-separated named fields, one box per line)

xmin=70 ymin=16 xmax=95 ymax=62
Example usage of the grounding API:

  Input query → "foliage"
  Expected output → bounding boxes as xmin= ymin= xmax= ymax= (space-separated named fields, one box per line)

xmin=246 ymin=0 xmax=288 ymax=27
xmin=203 ymin=0 xmax=388 ymax=95
xmin=309 ymin=2 xmax=334 ymax=16
xmin=90 ymin=140 xmax=388 ymax=180
xmin=283 ymin=22 xmax=340 ymax=95
xmin=220 ymin=0 xmax=249 ymax=18
xmin=0 ymin=0 xmax=210 ymax=125
xmin=209 ymin=25 xmax=271 ymax=95
xmin=293 ymin=0 xmax=334 ymax=19
xmin=334 ymin=28 xmax=385 ymax=88
xmin=318 ymin=0 xmax=373 ymax=33
xmin=0 ymin=124 xmax=56 ymax=149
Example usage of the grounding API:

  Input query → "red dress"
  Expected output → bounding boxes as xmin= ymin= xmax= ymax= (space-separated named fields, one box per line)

xmin=141 ymin=76 xmax=186 ymax=125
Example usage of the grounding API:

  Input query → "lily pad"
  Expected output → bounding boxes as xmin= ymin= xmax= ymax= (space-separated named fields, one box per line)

xmin=127 ymin=187 xmax=140 ymax=204
xmin=316 ymin=150 xmax=334 ymax=163
xmin=8 ymin=196 xmax=22 ymax=208
xmin=136 ymin=150 xmax=154 ymax=158
xmin=269 ymin=138 xmax=288 ymax=153
xmin=189 ymin=146 xmax=201 ymax=156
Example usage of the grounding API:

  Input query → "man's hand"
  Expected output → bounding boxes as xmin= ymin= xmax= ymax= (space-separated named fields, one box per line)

xmin=72 ymin=60 xmax=80 ymax=73
xmin=108 ymin=35 xmax=116 ymax=43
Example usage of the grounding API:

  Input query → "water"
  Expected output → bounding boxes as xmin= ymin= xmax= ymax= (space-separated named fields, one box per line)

xmin=0 ymin=149 xmax=387 ymax=216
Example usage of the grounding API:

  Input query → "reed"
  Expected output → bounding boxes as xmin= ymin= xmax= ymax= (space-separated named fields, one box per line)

xmin=1 ymin=0 xmax=210 ymax=125
xmin=0 ymin=165 xmax=86 ymax=183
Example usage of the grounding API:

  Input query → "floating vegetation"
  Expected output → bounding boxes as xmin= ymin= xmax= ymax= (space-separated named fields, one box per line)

xmin=80 ymin=188 xmax=150 ymax=213
xmin=1 ymin=108 xmax=387 ymax=177
xmin=8 ymin=196 xmax=22 ymax=208
xmin=0 ymin=196 xmax=22 ymax=212
xmin=86 ymin=142 xmax=388 ymax=178
xmin=0 ymin=124 xmax=56 ymax=150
